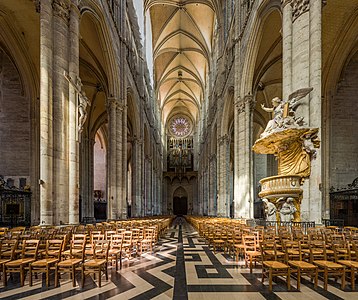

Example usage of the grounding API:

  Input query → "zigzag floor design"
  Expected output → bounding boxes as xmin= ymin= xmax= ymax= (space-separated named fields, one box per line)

xmin=1 ymin=220 xmax=357 ymax=299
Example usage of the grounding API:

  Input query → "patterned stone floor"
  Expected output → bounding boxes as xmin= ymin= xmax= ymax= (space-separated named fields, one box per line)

xmin=1 ymin=219 xmax=358 ymax=299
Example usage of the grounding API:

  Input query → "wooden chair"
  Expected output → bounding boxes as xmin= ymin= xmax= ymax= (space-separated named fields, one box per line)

xmin=55 ymin=239 xmax=85 ymax=287
xmin=309 ymin=240 xmax=346 ymax=290
xmin=140 ymin=228 xmax=154 ymax=255
xmin=3 ymin=239 xmax=40 ymax=286
xmin=335 ymin=241 xmax=358 ymax=290
xmin=29 ymin=239 xmax=64 ymax=287
xmin=285 ymin=240 xmax=318 ymax=290
xmin=62 ymin=234 xmax=86 ymax=259
xmin=131 ymin=228 xmax=141 ymax=256
xmin=82 ymin=240 xmax=110 ymax=287
xmin=122 ymin=231 xmax=133 ymax=259
xmin=260 ymin=240 xmax=291 ymax=292
xmin=109 ymin=234 xmax=123 ymax=270
xmin=233 ymin=229 xmax=244 ymax=261
xmin=0 ymin=239 xmax=18 ymax=280
xmin=212 ymin=228 xmax=226 ymax=254
xmin=242 ymin=234 xmax=261 ymax=273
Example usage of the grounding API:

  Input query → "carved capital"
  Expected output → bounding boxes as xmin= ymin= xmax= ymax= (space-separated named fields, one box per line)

xmin=218 ymin=134 xmax=229 ymax=146
xmin=234 ymin=98 xmax=245 ymax=114
xmin=33 ymin=0 xmax=41 ymax=13
xmin=116 ymin=101 xmax=125 ymax=112
xmin=244 ymin=94 xmax=256 ymax=112
xmin=52 ymin=0 xmax=70 ymax=22
xmin=106 ymin=97 xmax=119 ymax=112
xmin=281 ymin=0 xmax=292 ymax=8
xmin=291 ymin=0 xmax=310 ymax=22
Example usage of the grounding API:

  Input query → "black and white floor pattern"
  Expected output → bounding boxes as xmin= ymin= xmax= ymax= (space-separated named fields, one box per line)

xmin=1 ymin=219 xmax=357 ymax=300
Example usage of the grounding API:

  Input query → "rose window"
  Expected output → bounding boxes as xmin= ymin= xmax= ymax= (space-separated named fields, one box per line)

xmin=169 ymin=116 xmax=192 ymax=138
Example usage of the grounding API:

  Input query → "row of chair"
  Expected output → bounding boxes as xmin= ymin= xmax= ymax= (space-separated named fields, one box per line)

xmin=0 ymin=216 xmax=173 ymax=288
xmin=187 ymin=216 xmax=358 ymax=291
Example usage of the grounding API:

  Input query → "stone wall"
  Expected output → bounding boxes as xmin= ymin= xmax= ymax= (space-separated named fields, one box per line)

xmin=331 ymin=51 xmax=358 ymax=188
xmin=0 ymin=48 xmax=30 ymax=178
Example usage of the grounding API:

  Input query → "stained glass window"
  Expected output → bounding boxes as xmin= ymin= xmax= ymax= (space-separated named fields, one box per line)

xmin=169 ymin=116 xmax=192 ymax=138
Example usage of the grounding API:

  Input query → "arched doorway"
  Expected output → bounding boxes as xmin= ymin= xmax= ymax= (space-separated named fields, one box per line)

xmin=173 ymin=187 xmax=188 ymax=215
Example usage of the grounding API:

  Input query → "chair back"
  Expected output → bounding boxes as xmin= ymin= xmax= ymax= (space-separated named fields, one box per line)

xmin=46 ymin=239 xmax=64 ymax=259
xmin=284 ymin=240 xmax=301 ymax=262
xmin=0 ymin=239 xmax=18 ymax=260
xmin=308 ymin=240 xmax=327 ymax=262
xmin=93 ymin=240 xmax=111 ymax=260
xmin=21 ymin=239 xmax=40 ymax=259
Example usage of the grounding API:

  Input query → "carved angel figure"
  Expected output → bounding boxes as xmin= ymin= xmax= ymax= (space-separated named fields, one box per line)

xmin=78 ymin=92 xmax=91 ymax=133
xmin=260 ymin=87 xmax=313 ymax=137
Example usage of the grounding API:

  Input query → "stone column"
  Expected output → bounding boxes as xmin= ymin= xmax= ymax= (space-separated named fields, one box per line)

xmin=132 ymin=137 xmax=142 ymax=217
xmin=285 ymin=0 xmax=322 ymax=222
xmin=121 ymin=104 xmax=127 ymax=218
xmin=106 ymin=97 xmax=118 ymax=219
xmin=40 ymin=0 xmax=54 ymax=225
xmin=144 ymin=156 xmax=152 ymax=216
xmin=80 ymin=136 xmax=94 ymax=221
xmin=234 ymin=96 xmax=255 ymax=218
xmin=208 ymin=155 xmax=217 ymax=216
xmin=115 ymin=101 xmax=123 ymax=219
xmin=68 ymin=1 xmax=80 ymax=224
xmin=282 ymin=0 xmax=293 ymax=100
xmin=217 ymin=134 xmax=229 ymax=217
xmin=308 ymin=0 xmax=322 ymax=223
xmin=52 ymin=0 xmax=70 ymax=224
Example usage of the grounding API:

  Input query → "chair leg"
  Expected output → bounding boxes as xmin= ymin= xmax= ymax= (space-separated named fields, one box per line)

xmin=29 ymin=265 xmax=33 ymax=287
xmin=98 ymin=269 xmax=101 ymax=288
xmin=351 ymin=269 xmax=355 ymax=290
xmin=46 ymin=266 xmax=50 ymax=287
xmin=249 ymin=257 xmax=253 ymax=273
xmin=341 ymin=268 xmax=345 ymax=290
xmin=324 ymin=268 xmax=328 ymax=290
xmin=314 ymin=268 xmax=318 ymax=289
xmin=287 ymin=268 xmax=291 ymax=290
xmin=297 ymin=268 xmax=301 ymax=290
xmin=55 ymin=266 xmax=58 ymax=287
xmin=72 ymin=265 xmax=76 ymax=287
xmin=269 ymin=269 xmax=273 ymax=292
xmin=20 ymin=265 xmax=24 ymax=287
xmin=105 ymin=264 xmax=108 ymax=280
xmin=81 ymin=266 xmax=85 ymax=288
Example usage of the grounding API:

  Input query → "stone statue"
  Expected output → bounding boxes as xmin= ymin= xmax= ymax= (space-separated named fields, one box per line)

xmin=260 ymin=97 xmax=285 ymax=136
xmin=262 ymin=198 xmax=277 ymax=222
xmin=260 ymin=88 xmax=313 ymax=138
xmin=78 ymin=92 xmax=90 ymax=133
xmin=279 ymin=197 xmax=297 ymax=222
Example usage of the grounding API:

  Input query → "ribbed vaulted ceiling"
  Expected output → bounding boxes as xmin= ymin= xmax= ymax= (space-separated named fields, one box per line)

xmin=145 ymin=0 xmax=215 ymax=131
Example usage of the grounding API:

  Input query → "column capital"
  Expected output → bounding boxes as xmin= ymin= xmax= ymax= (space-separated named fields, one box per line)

xmin=244 ymin=94 xmax=256 ymax=112
xmin=32 ymin=0 xmax=41 ymax=13
xmin=70 ymin=2 xmax=81 ymax=18
xmin=291 ymin=0 xmax=310 ymax=22
xmin=234 ymin=97 xmax=245 ymax=114
xmin=281 ymin=0 xmax=292 ymax=8
xmin=52 ymin=0 xmax=71 ymax=22
xmin=106 ymin=97 xmax=120 ymax=111
xmin=218 ymin=134 xmax=229 ymax=145
xmin=116 ymin=101 xmax=126 ymax=111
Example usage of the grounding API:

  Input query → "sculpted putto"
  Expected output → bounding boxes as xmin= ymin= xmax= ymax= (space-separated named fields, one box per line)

xmin=260 ymin=88 xmax=313 ymax=137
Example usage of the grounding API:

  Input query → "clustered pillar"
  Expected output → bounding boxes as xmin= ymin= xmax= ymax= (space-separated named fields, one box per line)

xmin=40 ymin=0 xmax=80 ymax=225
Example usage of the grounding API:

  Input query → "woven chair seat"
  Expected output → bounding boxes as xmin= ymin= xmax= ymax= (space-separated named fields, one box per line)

xmin=58 ymin=258 xmax=82 ymax=267
xmin=263 ymin=261 xmax=289 ymax=269
xmin=288 ymin=260 xmax=317 ymax=269
xmin=314 ymin=260 xmax=345 ymax=269
xmin=31 ymin=258 xmax=58 ymax=267
xmin=6 ymin=258 xmax=35 ymax=266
